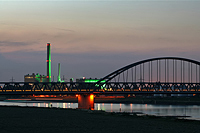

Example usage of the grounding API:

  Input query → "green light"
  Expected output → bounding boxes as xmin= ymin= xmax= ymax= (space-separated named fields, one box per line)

xmin=35 ymin=74 xmax=40 ymax=82
xmin=47 ymin=43 xmax=51 ymax=82
xmin=57 ymin=63 xmax=64 ymax=82
xmin=84 ymin=79 xmax=106 ymax=89
xmin=49 ymin=46 xmax=51 ymax=82
xmin=34 ymin=74 xmax=48 ymax=82
xmin=84 ymin=79 xmax=105 ymax=83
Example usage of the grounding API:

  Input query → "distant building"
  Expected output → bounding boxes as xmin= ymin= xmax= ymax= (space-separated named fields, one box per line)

xmin=24 ymin=73 xmax=48 ymax=82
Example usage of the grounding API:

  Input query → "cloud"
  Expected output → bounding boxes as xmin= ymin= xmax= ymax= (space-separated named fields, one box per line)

xmin=0 ymin=40 xmax=42 ymax=53
xmin=0 ymin=41 xmax=37 ymax=46
xmin=55 ymin=28 xmax=75 ymax=33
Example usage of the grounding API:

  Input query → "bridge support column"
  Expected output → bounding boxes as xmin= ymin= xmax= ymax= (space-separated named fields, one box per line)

xmin=78 ymin=94 xmax=94 ymax=110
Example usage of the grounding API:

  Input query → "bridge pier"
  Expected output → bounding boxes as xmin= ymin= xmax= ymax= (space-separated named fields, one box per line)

xmin=78 ymin=94 xmax=94 ymax=110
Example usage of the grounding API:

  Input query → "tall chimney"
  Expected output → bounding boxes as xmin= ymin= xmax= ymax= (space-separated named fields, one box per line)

xmin=47 ymin=43 xmax=51 ymax=82
xmin=57 ymin=63 xmax=61 ymax=82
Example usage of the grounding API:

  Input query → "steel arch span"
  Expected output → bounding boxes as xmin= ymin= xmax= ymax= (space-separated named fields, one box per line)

xmin=90 ymin=57 xmax=200 ymax=93
xmin=97 ymin=57 xmax=200 ymax=84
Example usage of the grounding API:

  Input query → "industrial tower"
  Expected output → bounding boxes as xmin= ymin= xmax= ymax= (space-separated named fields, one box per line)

xmin=47 ymin=43 xmax=51 ymax=82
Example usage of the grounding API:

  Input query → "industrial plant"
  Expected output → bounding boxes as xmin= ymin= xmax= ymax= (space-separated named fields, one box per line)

xmin=24 ymin=43 xmax=101 ymax=84
xmin=24 ymin=43 xmax=61 ymax=83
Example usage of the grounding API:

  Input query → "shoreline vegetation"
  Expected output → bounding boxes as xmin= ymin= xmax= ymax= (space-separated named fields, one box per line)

xmin=0 ymin=106 xmax=200 ymax=133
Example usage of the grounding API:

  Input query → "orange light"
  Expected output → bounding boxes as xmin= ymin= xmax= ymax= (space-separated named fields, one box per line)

xmin=90 ymin=94 xmax=94 ymax=101
xmin=76 ymin=94 xmax=79 ymax=97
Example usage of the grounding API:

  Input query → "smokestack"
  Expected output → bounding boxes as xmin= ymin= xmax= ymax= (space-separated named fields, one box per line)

xmin=47 ymin=43 xmax=51 ymax=82
xmin=57 ymin=63 xmax=61 ymax=82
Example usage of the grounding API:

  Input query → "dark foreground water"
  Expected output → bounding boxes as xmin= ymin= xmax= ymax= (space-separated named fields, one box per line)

xmin=0 ymin=101 xmax=200 ymax=121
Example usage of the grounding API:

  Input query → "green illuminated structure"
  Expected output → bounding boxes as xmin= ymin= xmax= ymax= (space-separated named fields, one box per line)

xmin=57 ymin=63 xmax=64 ymax=82
xmin=84 ymin=79 xmax=105 ymax=83
xmin=47 ymin=43 xmax=51 ymax=82
xmin=82 ymin=79 xmax=106 ymax=89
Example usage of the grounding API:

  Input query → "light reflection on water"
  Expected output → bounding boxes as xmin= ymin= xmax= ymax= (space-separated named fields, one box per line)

xmin=0 ymin=101 xmax=200 ymax=120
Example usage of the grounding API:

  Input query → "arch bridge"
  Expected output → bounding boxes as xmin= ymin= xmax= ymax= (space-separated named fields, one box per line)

xmin=1 ymin=57 xmax=200 ymax=109
xmin=0 ymin=57 xmax=200 ymax=95
xmin=94 ymin=57 xmax=200 ymax=94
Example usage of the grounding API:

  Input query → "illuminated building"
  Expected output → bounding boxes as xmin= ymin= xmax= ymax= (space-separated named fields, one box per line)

xmin=24 ymin=73 xmax=48 ymax=82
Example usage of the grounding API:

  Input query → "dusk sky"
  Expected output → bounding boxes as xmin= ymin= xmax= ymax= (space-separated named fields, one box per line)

xmin=0 ymin=0 xmax=200 ymax=82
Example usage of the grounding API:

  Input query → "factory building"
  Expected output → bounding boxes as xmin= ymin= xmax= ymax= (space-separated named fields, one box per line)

xmin=24 ymin=73 xmax=48 ymax=82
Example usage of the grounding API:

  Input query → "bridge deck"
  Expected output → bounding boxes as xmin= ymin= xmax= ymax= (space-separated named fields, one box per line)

xmin=0 ymin=82 xmax=200 ymax=95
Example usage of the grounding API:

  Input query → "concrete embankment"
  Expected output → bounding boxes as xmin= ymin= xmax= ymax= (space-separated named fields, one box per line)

xmin=0 ymin=106 xmax=200 ymax=133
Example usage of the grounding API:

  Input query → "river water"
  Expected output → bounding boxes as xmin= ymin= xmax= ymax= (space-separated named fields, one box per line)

xmin=0 ymin=101 xmax=200 ymax=121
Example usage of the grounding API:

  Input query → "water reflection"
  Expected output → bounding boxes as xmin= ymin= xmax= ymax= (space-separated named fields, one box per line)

xmin=94 ymin=103 xmax=200 ymax=120
xmin=130 ymin=104 xmax=132 ymax=112
xmin=97 ymin=104 xmax=101 ymax=110
xmin=0 ymin=101 xmax=200 ymax=120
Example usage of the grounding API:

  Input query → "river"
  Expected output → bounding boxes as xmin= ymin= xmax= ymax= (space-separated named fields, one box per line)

xmin=0 ymin=101 xmax=200 ymax=121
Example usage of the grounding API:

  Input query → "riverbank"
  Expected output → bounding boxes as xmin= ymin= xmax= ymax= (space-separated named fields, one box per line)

xmin=0 ymin=106 xmax=200 ymax=133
